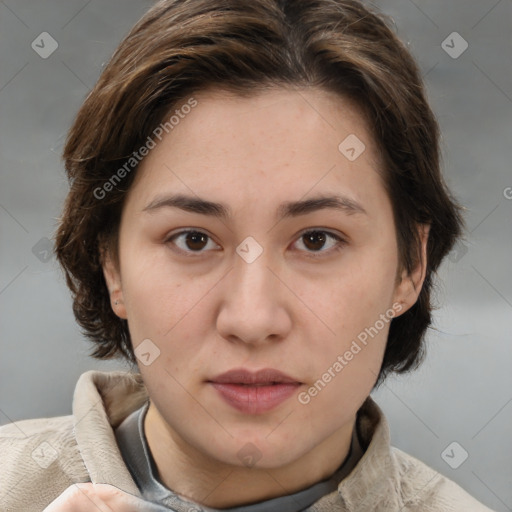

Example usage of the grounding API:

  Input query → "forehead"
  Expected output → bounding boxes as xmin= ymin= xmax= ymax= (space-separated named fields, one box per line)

xmin=125 ymin=86 xmax=386 ymax=217
xmin=162 ymin=86 xmax=380 ymax=168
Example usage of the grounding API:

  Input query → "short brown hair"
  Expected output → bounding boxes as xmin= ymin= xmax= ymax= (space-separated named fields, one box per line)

xmin=55 ymin=0 xmax=463 ymax=386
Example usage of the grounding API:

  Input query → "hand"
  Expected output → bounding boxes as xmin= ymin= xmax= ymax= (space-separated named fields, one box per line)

xmin=43 ymin=482 xmax=175 ymax=511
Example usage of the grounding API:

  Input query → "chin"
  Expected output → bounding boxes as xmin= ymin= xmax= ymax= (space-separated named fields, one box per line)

xmin=205 ymin=431 xmax=307 ymax=470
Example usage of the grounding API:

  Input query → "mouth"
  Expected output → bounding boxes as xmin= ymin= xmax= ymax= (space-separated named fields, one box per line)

xmin=207 ymin=368 xmax=302 ymax=414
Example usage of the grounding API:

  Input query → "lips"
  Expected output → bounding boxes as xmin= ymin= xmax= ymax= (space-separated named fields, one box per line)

xmin=209 ymin=368 xmax=300 ymax=385
xmin=208 ymin=368 xmax=301 ymax=414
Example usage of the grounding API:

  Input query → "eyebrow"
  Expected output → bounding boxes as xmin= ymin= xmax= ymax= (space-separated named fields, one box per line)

xmin=142 ymin=193 xmax=367 ymax=219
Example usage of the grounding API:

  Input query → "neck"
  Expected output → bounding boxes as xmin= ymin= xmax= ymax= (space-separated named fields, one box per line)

xmin=144 ymin=402 xmax=356 ymax=509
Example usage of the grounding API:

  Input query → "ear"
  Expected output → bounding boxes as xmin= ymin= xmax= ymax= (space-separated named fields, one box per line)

xmin=101 ymin=246 xmax=128 ymax=320
xmin=392 ymin=224 xmax=430 ymax=316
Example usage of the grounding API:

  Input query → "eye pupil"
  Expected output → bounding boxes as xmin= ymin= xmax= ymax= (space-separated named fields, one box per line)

xmin=186 ymin=231 xmax=208 ymax=251
xmin=303 ymin=231 xmax=326 ymax=251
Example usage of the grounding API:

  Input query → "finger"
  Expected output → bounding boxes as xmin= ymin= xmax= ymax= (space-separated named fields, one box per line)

xmin=43 ymin=483 xmax=114 ymax=511
xmin=90 ymin=483 xmax=177 ymax=511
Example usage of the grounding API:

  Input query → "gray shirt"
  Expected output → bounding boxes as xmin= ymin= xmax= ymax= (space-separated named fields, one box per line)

xmin=115 ymin=401 xmax=364 ymax=512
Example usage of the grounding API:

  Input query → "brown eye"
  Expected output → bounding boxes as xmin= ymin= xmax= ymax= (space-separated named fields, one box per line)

xmin=167 ymin=230 xmax=219 ymax=254
xmin=294 ymin=230 xmax=346 ymax=255
xmin=302 ymin=231 xmax=327 ymax=251
xmin=184 ymin=231 xmax=208 ymax=251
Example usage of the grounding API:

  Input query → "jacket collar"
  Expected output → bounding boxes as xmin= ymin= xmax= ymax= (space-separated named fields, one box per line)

xmin=73 ymin=370 xmax=147 ymax=495
xmin=334 ymin=397 xmax=402 ymax=511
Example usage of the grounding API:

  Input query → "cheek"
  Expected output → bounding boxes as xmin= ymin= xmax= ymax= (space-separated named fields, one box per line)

xmin=120 ymin=249 xmax=221 ymax=366
xmin=120 ymin=246 xmax=184 ymax=329
xmin=302 ymin=249 xmax=397 ymax=376
xmin=300 ymin=279 xmax=393 ymax=417
xmin=322 ymin=251 xmax=397 ymax=328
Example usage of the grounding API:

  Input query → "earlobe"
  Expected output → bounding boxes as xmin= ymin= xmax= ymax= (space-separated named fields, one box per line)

xmin=392 ymin=224 xmax=430 ymax=316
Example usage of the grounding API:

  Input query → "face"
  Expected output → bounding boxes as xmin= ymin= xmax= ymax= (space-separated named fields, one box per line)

xmin=103 ymin=87 xmax=426 ymax=470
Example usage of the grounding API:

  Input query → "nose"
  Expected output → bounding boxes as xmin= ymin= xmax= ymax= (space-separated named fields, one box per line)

xmin=216 ymin=248 xmax=292 ymax=346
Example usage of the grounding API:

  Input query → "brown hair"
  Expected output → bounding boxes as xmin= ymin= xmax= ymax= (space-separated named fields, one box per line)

xmin=55 ymin=0 xmax=463 ymax=386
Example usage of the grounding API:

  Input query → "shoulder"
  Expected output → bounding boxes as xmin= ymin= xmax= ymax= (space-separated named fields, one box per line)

xmin=392 ymin=447 xmax=495 ymax=512
xmin=0 ymin=415 xmax=89 ymax=511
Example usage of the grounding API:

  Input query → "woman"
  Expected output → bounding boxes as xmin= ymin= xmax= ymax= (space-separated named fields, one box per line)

xmin=0 ymin=0 xmax=495 ymax=510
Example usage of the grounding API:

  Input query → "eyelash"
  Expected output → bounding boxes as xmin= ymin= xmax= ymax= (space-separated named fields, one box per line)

xmin=165 ymin=229 xmax=347 ymax=258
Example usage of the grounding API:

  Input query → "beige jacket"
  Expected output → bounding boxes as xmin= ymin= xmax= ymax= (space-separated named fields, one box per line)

xmin=0 ymin=371 xmax=495 ymax=512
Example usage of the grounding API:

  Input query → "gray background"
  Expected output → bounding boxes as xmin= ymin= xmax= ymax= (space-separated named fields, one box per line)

xmin=0 ymin=1 xmax=511 ymax=510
